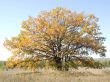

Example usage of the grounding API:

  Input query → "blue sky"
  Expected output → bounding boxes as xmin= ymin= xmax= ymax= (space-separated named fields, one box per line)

xmin=0 ymin=0 xmax=110 ymax=60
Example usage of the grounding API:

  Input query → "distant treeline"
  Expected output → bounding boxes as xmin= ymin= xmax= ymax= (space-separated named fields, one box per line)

xmin=96 ymin=58 xmax=110 ymax=67
xmin=0 ymin=61 xmax=4 ymax=70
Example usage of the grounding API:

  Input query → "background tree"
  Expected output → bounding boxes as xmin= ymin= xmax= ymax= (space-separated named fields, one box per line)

xmin=4 ymin=7 xmax=106 ymax=70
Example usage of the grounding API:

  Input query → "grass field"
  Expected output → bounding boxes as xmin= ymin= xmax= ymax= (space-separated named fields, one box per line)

xmin=0 ymin=59 xmax=110 ymax=82
xmin=0 ymin=68 xmax=110 ymax=82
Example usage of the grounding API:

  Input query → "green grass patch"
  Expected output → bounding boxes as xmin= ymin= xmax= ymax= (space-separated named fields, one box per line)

xmin=0 ymin=61 xmax=4 ymax=71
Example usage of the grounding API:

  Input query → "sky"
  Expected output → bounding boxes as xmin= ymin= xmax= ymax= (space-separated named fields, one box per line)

xmin=0 ymin=0 xmax=110 ymax=60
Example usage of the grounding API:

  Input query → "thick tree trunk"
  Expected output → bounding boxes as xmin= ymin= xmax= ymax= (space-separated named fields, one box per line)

xmin=63 ymin=56 xmax=69 ymax=71
xmin=53 ymin=56 xmax=70 ymax=71
xmin=53 ymin=56 xmax=62 ymax=70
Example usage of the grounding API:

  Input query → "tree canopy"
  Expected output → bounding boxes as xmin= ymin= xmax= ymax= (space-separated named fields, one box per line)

xmin=4 ymin=7 xmax=106 ymax=70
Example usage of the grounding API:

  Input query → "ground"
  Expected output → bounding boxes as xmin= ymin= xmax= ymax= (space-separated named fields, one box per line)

xmin=0 ymin=67 xmax=110 ymax=82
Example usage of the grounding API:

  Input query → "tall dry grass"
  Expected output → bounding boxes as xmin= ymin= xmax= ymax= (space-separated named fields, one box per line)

xmin=0 ymin=67 xmax=110 ymax=82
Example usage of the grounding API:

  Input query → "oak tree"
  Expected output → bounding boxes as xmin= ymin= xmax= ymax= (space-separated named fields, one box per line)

xmin=4 ymin=7 xmax=106 ymax=70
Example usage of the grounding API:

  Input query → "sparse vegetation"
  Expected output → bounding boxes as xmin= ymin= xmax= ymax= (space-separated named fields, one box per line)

xmin=0 ymin=68 xmax=110 ymax=82
xmin=1 ymin=59 xmax=109 ymax=82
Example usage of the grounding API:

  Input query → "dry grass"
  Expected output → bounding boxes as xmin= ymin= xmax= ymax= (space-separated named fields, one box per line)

xmin=0 ymin=68 xmax=110 ymax=82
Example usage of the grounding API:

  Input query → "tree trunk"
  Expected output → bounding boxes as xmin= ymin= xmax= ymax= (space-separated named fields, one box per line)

xmin=53 ymin=55 xmax=70 ymax=71
xmin=53 ymin=56 xmax=62 ymax=70
xmin=63 ymin=56 xmax=69 ymax=71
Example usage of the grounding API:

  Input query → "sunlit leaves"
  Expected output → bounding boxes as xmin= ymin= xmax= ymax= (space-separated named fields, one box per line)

xmin=4 ymin=7 xmax=106 ymax=69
